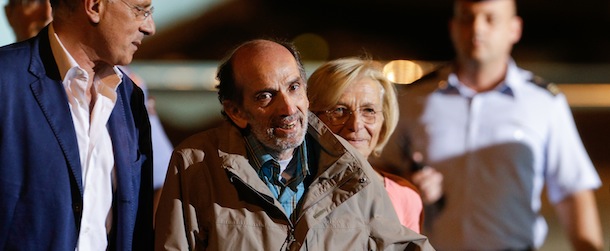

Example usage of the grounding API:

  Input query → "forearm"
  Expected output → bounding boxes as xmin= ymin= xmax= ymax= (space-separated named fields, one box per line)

xmin=554 ymin=189 xmax=604 ymax=251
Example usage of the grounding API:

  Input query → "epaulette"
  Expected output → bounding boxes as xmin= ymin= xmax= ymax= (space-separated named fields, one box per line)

xmin=409 ymin=62 xmax=452 ymax=86
xmin=402 ymin=68 xmax=446 ymax=94
xmin=530 ymin=75 xmax=561 ymax=96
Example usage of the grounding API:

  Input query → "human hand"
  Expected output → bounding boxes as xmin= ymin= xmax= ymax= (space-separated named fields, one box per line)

xmin=146 ymin=97 xmax=157 ymax=116
xmin=410 ymin=162 xmax=443 ymax=205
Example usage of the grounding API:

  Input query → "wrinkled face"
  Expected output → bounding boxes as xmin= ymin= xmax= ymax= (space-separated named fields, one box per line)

xmin=450 ymin=0 xmax=521 ymax=65
xmin=319 ymin=77 xmax=384 ymax=159
xmin=5 ymin=0 xmax=52 ymax=41
xmin=228 ymin=43 xmax=309 ymax=159
xmin=95 ymin=0 xmax=156 ymax=65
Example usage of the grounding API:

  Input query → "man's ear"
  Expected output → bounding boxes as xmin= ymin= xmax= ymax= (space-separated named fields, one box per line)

xmin=223 ymin=101 xmax=248 ymax=129
xmin=510 ymin=16 xmax=523 ymax=44
xmin=84 ymin=0 xmax=102 ymax=24
xmin=4 ymin=5 xmax=14 ymax=26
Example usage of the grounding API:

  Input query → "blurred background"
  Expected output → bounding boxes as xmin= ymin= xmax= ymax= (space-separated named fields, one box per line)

xmin=1 ymin=0 xmax=608 ymax=249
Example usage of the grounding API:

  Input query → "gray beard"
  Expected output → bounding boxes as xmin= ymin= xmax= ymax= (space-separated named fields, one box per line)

xmin=247 ymin=112 xmax=308 ymax=157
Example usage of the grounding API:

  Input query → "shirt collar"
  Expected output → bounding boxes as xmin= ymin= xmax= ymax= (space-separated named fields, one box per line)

xmin=48 ymin=23 xmax=123 ymax=89
xmin=444 ymin=59 xmax=522 ymax=98
xmin=244 ymin=132 xmax=309 ymax=177
xmin=48 ymin=23 xmax=80 ymax=81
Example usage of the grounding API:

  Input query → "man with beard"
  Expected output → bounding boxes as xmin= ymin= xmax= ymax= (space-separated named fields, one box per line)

xmin=154 ymin=39 xmax=434 ymax=251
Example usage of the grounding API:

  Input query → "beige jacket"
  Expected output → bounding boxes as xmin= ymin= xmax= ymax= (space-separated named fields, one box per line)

xmin=155 ymin=113 xmax=434 ymax=251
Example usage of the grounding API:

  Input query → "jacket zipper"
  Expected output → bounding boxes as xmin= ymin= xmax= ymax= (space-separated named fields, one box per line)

xmin=227 ymin=172 xmax=297 ymax=249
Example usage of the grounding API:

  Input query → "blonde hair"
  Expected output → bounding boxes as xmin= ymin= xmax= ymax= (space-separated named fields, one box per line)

xmin=307 ymin=57 xmax=399 ymax=157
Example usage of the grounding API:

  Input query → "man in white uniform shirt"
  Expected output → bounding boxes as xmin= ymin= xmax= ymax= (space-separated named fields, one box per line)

xmin=376 ymin=0 xmax=604 ymax=250
xmin=0 ymin=0 xmax=156 ymax=250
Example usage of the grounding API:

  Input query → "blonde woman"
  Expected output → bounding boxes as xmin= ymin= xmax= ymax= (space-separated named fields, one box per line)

xmin=308 ymin=57 xmax=423 ymax=232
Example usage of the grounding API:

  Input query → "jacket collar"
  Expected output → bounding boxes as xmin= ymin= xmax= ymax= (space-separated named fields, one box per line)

xmin=29 ymin=26 xmax=83 ymax=194
xmin=218 ymin=112 xmax=371 ymax=211
xmin=28 ymin=26 xmax=134 ymax=198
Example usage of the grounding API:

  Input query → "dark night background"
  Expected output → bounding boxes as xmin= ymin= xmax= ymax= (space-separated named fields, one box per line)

xmin=136 ymin=0 xmax=610 ymax=63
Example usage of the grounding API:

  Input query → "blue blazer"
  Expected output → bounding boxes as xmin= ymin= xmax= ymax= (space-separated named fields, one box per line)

xmin=0 ymin=27 xmax=153 ymax=250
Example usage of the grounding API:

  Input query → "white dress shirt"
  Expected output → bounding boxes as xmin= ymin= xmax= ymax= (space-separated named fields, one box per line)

xmin=49 ymin=24 xmax=121 ymax=251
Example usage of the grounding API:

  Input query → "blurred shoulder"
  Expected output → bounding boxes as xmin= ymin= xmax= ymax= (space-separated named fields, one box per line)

xmin=395 ymin=63 xmax=451 ymax=96
xmin=0 ymin=40 xmax=33 ymax=65
xmin=528 ymin=74 xmax=561 ymax=97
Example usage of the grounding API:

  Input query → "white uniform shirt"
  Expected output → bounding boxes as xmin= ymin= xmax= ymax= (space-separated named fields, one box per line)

xmin=381 ymin=60 xmax=601 ymax=250
xmin=49 ymin=24 xmax=120 ymax=251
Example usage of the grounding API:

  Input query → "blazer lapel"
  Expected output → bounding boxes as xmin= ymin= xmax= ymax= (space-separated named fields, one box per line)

xmin=108 ymin=78 xmax=134 ymax=202
xmin=29 ymin=29 xmax=83 ymax=194
xmin=30 ymin=78 xmax=84 ymax=193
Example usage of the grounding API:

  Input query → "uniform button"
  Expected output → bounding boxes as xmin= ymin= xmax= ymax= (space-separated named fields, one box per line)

xmin=513 ymin=130 xmax=524 ymax=140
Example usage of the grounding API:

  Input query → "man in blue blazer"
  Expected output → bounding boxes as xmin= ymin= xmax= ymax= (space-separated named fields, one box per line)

xmin=0 ymin=0 xmax=156 ymax=249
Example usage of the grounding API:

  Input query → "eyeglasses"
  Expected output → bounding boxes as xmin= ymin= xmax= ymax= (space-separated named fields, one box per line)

xmin=324 ymin=106 xmax=379 ymax=126
xmin=118 ymin=0 xmax=154 ymax=21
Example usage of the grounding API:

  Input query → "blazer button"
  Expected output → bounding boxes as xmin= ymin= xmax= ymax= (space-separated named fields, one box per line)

xmin=73 ymin=203 xmax=82 ymax=214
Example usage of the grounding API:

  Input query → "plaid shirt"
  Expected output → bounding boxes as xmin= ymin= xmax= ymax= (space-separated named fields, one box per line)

xmin=244 ymin=134 xmax=309 ymax=222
